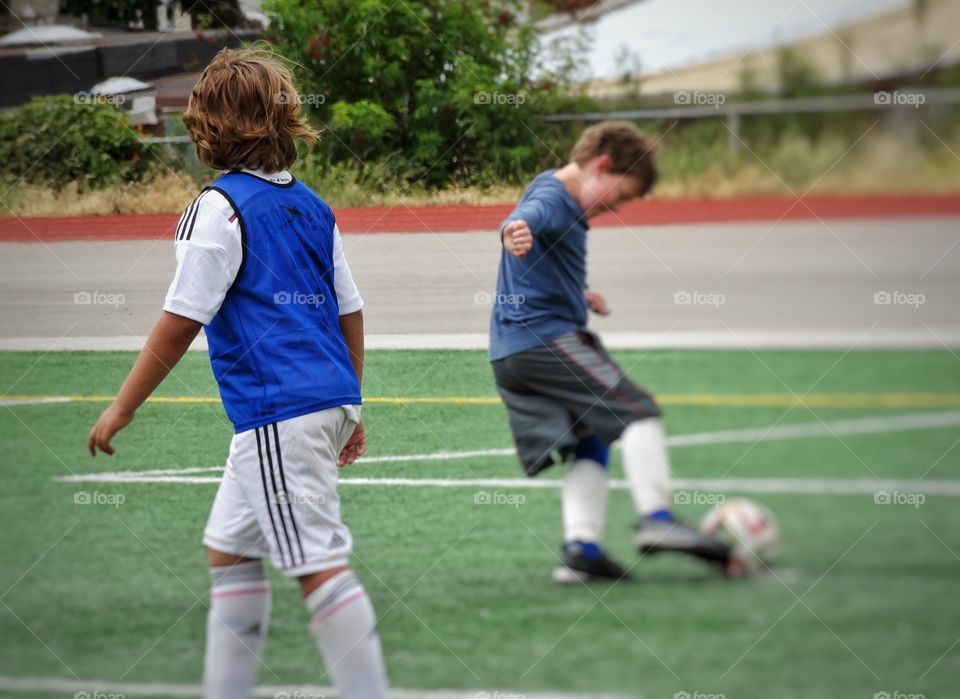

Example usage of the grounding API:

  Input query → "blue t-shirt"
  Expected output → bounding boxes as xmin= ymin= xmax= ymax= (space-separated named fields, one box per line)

xmin=488 ymin=170 xmax=589 ymax=361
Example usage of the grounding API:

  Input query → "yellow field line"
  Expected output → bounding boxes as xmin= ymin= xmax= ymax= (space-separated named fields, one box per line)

xmin=4 ymin=393 xmax=960 ymax=408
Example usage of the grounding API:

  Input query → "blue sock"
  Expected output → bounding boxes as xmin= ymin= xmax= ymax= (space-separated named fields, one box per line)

xmin=645 ymin=509 xmax=675 ymax=522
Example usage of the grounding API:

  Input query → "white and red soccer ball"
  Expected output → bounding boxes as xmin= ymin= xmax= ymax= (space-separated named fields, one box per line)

xmin=700 ymin=498 xmax=781 ymax=578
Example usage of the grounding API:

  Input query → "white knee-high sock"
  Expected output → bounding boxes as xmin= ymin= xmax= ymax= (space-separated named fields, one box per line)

xmin=621 ymin=418 xmax=673 ymax=516
xmin=306 ymin=570 xmax=389 ymax=699
xmin=203 ymin=561 xmax=271 ymax=699
xmin=562 ymin=458 xmax=609 ymax=543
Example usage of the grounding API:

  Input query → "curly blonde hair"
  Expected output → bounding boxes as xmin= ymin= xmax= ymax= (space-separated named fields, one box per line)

xmin=183 ymin=46 xmax=318 ymax=172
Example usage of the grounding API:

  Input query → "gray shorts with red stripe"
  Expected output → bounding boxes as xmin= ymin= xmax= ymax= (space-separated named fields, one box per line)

xmin=491 ymin=329 xmax=662 ymax=476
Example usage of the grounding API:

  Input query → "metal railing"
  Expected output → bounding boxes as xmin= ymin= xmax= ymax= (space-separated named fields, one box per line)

xmin=544 ymin=87 xmax=960 ymax=152
xmin=143 ymin=87 xmax=960 ymax=152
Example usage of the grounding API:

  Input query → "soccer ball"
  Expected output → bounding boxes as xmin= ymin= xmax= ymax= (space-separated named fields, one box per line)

xmin=700 ymin=498 xmax=780 ymax=578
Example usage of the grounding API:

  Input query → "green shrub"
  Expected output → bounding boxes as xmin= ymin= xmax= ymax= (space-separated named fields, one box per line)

xmin=264 ymin=0 xmax=582 ymax=187
xmin=0 ymin=95 xmax=154 ymax=190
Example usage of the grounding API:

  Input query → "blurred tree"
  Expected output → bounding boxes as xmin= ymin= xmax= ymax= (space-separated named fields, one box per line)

xmin=264 ymin=0 xmax=582 ymax=187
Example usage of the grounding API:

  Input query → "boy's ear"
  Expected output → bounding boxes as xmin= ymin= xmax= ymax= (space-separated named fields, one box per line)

xmin=591 ymin=153 xmax=614 ymax=175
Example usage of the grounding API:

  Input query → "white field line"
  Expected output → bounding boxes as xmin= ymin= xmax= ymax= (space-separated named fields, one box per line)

xmin=357 ymin=411 xmax=960 ymax=458
xmin=664 ymin=410 xmax=960 ymax=446
xmin=55 ymin=410 xmax=960 ymax=483
xmin=0 ymin=675 xmax=630 ymax=699
xmin=52 ymin=411 xmax=960 ymax=495
xmin=0 ymin=397 xmax=71 ymax=407
xmin=54 ymin=410 xmax=960 ymax=497
xmin=3 ymin=328 xmax=960 ymax=351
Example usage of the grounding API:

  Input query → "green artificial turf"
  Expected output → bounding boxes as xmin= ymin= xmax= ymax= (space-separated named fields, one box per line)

xmin=1 ymin=349 xmax=958 ymax=698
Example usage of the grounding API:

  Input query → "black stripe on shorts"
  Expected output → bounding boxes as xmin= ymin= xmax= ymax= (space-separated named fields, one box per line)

xmin=262 ymin=425 xmax=297 ymax=566
xmin=271 ymin=422 xmax=305 ymax=564
xmin=255 ymin=427 xmax=288 ymax=567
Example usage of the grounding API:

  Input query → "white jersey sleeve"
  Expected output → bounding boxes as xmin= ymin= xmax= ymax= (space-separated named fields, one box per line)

xmin=163 ymin=190 xmax=242 ymax=325
xmin=332 ymin=224 xmax=364 ymax=315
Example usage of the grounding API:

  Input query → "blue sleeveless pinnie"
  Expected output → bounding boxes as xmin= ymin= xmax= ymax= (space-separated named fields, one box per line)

xmin=203 ymin=171 xmax=360 ymax=433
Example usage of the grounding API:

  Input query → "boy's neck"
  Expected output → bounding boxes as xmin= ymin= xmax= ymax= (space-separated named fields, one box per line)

xmin=552 ymin=163 xmax=583 ymax=201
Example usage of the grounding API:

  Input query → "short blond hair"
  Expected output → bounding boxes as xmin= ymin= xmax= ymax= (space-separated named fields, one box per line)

xmin=183 ymin=47 xmax=318 ymax=172
xmin=570 ymin=121 xmax=658 ymax=196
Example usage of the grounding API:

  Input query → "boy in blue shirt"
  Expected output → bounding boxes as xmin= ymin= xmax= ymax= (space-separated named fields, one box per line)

xmin=87 ymin=49 xmax=389 ymax=697
xmin=491 ymin=121 xmax=730 ymax=583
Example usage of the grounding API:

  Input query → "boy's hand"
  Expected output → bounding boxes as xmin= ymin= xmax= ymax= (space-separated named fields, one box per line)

xmin=586 ymin=289 xmax=611 ymax=316
xmin=503 ymin=220 xmax=533 ymax=258
xmin=339 ymin=419 xmax=367 ymax=467
xmin=88 ymin=403 xmax=135 ymax=456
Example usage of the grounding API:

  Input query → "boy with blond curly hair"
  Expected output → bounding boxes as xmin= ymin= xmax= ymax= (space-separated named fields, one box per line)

xmin=88 ymin=48 xmax=389 ymax=698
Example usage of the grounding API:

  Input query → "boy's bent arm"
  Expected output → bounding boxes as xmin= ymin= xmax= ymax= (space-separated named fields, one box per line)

xmin=88 ymin=311 xmax=203 ymax=456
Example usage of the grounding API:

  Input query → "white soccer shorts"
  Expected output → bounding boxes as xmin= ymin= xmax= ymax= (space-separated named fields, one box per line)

xmin=203 ymin=405 xmax=361 ymax=577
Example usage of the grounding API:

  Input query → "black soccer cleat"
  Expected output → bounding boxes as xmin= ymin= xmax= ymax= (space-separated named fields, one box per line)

xmin=551 ymin=541 xmax=634 ymax=584
xmin=634 ymin=516 xmax=732 ymax=565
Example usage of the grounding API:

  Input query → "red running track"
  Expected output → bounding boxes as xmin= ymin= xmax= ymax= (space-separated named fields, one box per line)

xmin=1 ymin=194 xmax=958 ymax=242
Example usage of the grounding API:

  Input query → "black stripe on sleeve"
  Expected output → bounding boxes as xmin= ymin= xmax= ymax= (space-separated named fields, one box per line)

xmin=183 ymin=193 xmax=203 ymax=241
xmin=175 ymin=198 xmax=196 ymax=241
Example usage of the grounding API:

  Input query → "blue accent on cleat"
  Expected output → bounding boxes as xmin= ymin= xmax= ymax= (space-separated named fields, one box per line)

xmin=555 ymin=541 xmax=633 ymax=583
xmin=574 ymin=434 xmax=609 ymax=468
xmin=564 ymin=540 xmax=603 ymax=561
xmin=645 ymin=509 xmax=675 ymax=523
